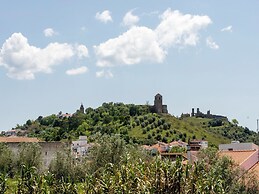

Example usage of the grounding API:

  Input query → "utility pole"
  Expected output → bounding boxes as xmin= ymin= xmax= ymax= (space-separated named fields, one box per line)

xmin=257 ymin=119 xmax=259 ymax=133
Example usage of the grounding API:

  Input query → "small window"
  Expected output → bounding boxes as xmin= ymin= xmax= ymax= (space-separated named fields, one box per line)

xmin=45 ymin=151 xmax=48 ymax=155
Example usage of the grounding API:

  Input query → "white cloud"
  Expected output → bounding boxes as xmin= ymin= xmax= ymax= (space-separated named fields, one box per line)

xmin=96 ymin=70 xmax=113 ymax=78
xmin=94 ymin=26 xmax=166 ymax=67
xmin=95 ymin=10 xmax=113 ymax=23
xmin=76 ymin=45 xmax=89 ymax=58
xmin=123 ymin=10 xmax=139 ymax=27
xmin=155 ymin=9 xmax=212 ymax=48
xmin=0 ymin=33 xmax=89 ymax=80
xmin=206 ymin=37 xmax=219 ymax=50
xmin=221 ymin=25 xmax=232 ymax=32
xmin=95 ymin=9 xmax=211 ymax=68
xmin=66 ymin=66 xmax=88 ymax=75
xmin=142 ymin=10 xmax=159 ymax=16
xmin=43 ymin=28 xmax=58 ymax=37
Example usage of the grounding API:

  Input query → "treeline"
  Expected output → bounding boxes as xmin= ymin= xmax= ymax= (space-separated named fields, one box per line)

xmin=11 ymin=102 xmax=259 ymax=145
xmin=16 ymin=103 xmax=174 ymax=144
xmin=207 ymin=118 xmax=259 ymax=145
xmin=0 ymin=134 xmax=259 ymax=193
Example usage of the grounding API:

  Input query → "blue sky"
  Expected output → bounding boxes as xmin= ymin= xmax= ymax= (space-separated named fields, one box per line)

xmin=0 ymin=0 xmax=259 ymax=131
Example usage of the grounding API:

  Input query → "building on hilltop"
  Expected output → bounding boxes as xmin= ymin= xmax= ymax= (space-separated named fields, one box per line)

xmin=150 ymin=93 xmax=168 ymax=114
xmin=75 ymin=103 xmax=85 ymax=114
xmin=79 ymin=103 xmax=85 ymax=113
xmin=191 ymin=108 xmax=227 ymax=120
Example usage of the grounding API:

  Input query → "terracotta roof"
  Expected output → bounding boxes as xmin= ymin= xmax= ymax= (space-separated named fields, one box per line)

xmin=218 ymin=150 xmax=257 ymax=165
xmin=249 ymin=162 xmax=259 ymax=180
xmin=142 ymin=143 xmax=168 ymax=153
xmin=0 ymin=136 xmax=41 ymax=143
xmin=169 ymin=141 xmax=188 ymax=147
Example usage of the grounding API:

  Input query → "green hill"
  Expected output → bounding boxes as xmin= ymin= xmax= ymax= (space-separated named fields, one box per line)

xmin=12 ymin=102 xmax=259 ymax=146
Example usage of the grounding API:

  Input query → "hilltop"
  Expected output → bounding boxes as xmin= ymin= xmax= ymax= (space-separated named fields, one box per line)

xmin=8 ymin=101 xmax=259 ymax=147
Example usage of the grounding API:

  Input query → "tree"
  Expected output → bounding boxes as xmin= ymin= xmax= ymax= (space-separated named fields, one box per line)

xmin=232 ymin=119 xmax=239 ymax=126
xmin=0 ymin=143 xmax=14 ymax=175
xmin=86 ymin=133 xmax=127 ymax=173
xmin=16 ymin=143 xmax=42 ymax=170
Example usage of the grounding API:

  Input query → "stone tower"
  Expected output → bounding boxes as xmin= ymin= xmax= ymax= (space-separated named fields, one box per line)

xmin=191 ymin=108 xmax=195 ymax=117
xmin=154 ymin=93 xmax=163 ymax=113
xmin=79 ymin=103 xmax=85 ymax=113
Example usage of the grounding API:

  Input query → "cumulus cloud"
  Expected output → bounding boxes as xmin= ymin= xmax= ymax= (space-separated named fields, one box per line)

xmin=76 ymin=45 xmax=89 ymax=58
xmin=155 ymin=9 xmax=212 ymax=48
xmin=95 ymin=8 xmax=212 ymax=68
xmin=96 ymin=70 xmax=113 ymax=78
xmin=43 ymin=28 xmax=58 ymax=37
xmin=221 ymin=25 xmax=232 ymax=32
xmin=95 ymin=10 xmax=113 ymax=23
xmin=94 ymin=26 xmax=166 ymax=67
xmin=206 ymin=37 xmax=219 ymax=50
xmin=123 ymin=10 xmax=139 ymax=27
xmin=0 ymin=33 xmax=89 ymax=80
xmin=66 ymin=66 xmax=88 ymax=75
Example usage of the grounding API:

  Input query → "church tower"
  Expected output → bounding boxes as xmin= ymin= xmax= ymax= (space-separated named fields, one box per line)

xmin=154 ymin=93 xmax=163 ymax=113
xmin=79 ymin=103 xmax=85 ymax=113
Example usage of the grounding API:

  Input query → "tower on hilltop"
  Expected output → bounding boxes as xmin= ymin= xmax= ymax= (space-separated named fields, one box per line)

xmin=153 ymin=93 xmax=168 ymax=114
xmin=79 ymin=103 xmax=85 ymax=113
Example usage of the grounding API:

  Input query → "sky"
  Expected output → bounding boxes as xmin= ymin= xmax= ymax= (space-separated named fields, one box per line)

xmin=0 ymin=0 xmax=259 ymax=131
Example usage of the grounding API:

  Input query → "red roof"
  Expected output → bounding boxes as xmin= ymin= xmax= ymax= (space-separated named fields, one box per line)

xmin=219 ymin=150 xmax=257 ymax=166
xmin=249 ymin=162 xmax=259 ymax=180
xmin=0 ymin=136 xmax=41 ymax=143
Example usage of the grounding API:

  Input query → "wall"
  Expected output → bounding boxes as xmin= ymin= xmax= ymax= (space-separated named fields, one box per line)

xmin=219 ymin=143 xmax=258 ymax=151
xmin=6 ymin=142 xmax=65 ymax=169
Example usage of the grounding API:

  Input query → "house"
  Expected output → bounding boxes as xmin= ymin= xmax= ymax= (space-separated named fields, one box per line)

xmin=143 ymin=141 xmax=188 ymax=155
xmin=71 ymin=136 xmax=92 ymax=158
xmin=188 ymin=140 xmax=208 ymax=151
xmin=168 ymin=140 xmax=188 ymax=149
xmin=4 ymin=130 xmax=17 ymax=136
xmin=219 ymin=142 xmax=259 ymax=179
xmin=142 ymin=142 xmax=169 ymax=154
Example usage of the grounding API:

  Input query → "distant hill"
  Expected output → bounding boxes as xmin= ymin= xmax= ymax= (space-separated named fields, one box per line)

xmin=12 ymin=102 xmax=259 ymax=146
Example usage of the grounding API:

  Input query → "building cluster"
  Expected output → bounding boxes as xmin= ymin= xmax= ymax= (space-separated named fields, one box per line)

xmin=1 ymin=128 xmax=27 ymax=137
xmin=0 ymin=136 xmax=92 ymax=168
xmin=142 ymin=139 xmax=208 ymax=162
xmin=0 ymin=93 xmax=258 ymax=180
xmin=142 ymin=140 xmax=259 ymax=180
xmin=71 ymin=136 xmax=93 ymax=158
xmin=190 ymin=108 xmax=227 ymax=119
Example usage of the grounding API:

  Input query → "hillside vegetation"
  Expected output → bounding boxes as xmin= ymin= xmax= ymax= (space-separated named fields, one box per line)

xmin=14 ymin=102 xmax=259 ymax=146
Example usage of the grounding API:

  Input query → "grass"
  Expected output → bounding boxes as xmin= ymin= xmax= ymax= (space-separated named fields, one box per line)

xmin=128 ymin=113 xmax=230 ymax=146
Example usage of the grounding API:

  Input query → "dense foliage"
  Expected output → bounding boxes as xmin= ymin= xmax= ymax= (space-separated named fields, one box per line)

xmin=0 ymin=135 xmax=258 ymax=193
xmin=10 ymin=102 xmax=259 ymax=146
